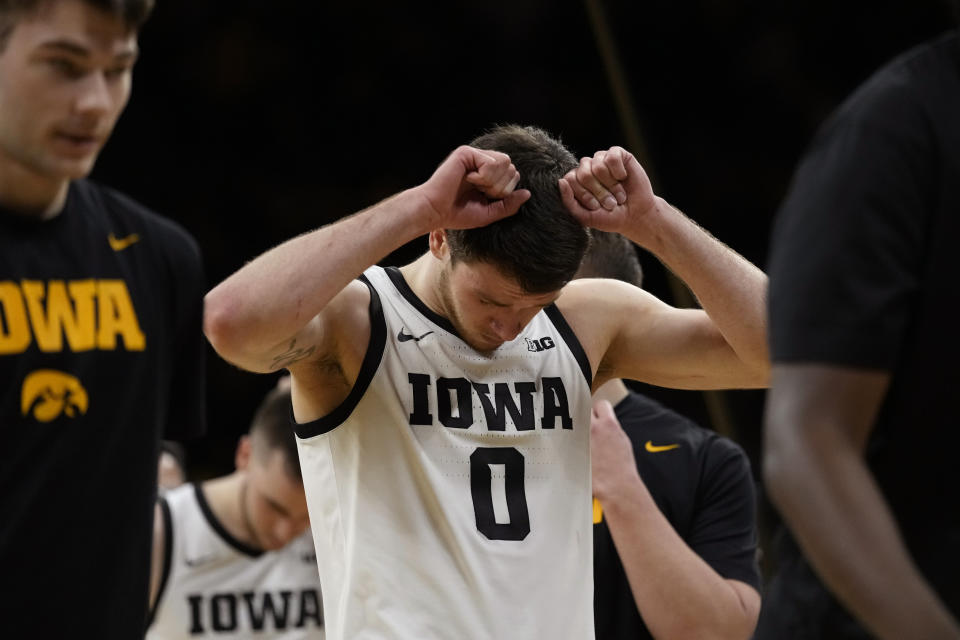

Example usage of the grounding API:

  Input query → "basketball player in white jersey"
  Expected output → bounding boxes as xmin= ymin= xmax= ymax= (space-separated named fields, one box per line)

xmin=204 ymin=125 xmax=769 ymax=639
xmin=147 ymin=381 xmax=324 ymax=639
xmin=158 ymin=440 xmax=187 ymax=493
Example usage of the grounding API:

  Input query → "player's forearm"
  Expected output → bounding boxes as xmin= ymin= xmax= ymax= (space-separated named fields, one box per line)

xmin=204 ymin=188 xmax=432 ymax=366
xmin=764 ymin=425 xmax=960 ymax=640
xmin=623 ymin=197 xmax=769 ymax=381
xmin=601 ymin=480 xmax=759 ymax=640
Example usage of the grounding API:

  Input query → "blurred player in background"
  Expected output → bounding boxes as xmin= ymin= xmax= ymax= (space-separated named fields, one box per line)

xmin=148 ymin=378 xmax=323 ymax=639
xmin=760 ymin=25 xmax=960 ymax=640
xmin=580 ymin=231 xmax=761 ymax=640
xmin=158 ymin=440 xmax=188 ymax=492
xmin=0 ymin=1 xmax=206 ymax=637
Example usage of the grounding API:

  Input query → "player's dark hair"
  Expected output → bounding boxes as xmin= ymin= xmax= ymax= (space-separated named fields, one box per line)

xmin=574 ymin=230 xmax=643 ymax=288
xmin=249 ymin=386 xmax=301 ymax=483
xmin=160 ymin=439 xmax=187 ymax=473
xmin=0 ymin=0 xmax=153 ymax=49
xmin=446 ymin=124 xmax=590 ymax=294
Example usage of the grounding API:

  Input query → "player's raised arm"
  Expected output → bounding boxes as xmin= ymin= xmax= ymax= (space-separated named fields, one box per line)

xmin=203 ymin=146 xmax=530 ymax=373
xmin=559 ymin=147 xmax=768 ymax=389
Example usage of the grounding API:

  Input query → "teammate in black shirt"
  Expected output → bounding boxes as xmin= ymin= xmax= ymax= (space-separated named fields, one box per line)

xmin=0 ymin=1 xmax=206 ymax=637
xmin=579 ymin=232 xmax=762 ymax=639
xmin=761 ymin=30 xmax=960 ymax=639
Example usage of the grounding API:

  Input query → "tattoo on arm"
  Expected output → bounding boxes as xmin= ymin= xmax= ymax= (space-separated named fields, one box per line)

xmin=271 ymin=339 xmax=317 ymax=369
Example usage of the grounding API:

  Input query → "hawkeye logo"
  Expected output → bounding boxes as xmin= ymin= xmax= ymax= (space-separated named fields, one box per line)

xmin=0 ymin=279 xmax=145 ymax=354
xmin=21 ymin=370 xmax=89 ymax=422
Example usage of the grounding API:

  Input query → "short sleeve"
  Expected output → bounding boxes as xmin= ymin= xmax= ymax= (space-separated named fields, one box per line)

xmin=767 ymin=73 xmax=933 ymax=368
xmin=686 ymin=440 xmax=762 ymax=591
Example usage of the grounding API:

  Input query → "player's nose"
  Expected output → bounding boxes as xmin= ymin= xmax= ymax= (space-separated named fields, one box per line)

xmin=490 ymin=318 xmax=522 ymax=342
xmin=275 ymin=517 xmax=307 ymax=544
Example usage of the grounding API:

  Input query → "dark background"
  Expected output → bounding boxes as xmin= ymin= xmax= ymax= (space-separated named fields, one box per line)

xmin=92 ymin=0 xmax=956 ymax=567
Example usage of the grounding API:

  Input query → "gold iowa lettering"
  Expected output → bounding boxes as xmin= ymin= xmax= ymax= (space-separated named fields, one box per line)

xmin=0 ymin=279 xmax=146 ymax=354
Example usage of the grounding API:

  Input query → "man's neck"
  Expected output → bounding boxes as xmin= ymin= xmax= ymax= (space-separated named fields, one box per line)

xmin=0 ymin=160 xmax=71 ymax=220
xmin=593 ymin=378 xmax=630 ymax=407
xmin=200 ymin=473 xmax=259 ymax=548
xmin=399 ymin=253 xmax=447 ymax=316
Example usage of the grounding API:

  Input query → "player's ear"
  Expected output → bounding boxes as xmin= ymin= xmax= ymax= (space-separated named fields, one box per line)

xmin=428 ymin=230 xmax=449 ymax=260
xmin=235 ymin=435 xmax=252 ymax=471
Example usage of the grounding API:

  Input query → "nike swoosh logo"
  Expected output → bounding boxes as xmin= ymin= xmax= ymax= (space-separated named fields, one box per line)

xmin=108 ymin=233 xmax=140 ymax=251
xmin=184 ymin=554 xmax=217 ymax=568
xmin=398 ymin=329 xmax=434 ymax=343
xmin=645 ymin=440 xmax=680 ymax=453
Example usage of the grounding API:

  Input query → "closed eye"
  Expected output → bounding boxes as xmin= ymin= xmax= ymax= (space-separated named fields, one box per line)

xmin=46 ymin=57 xmax=85 ymax=78
xmin=104 ymin=64 xmax=133 ymax=80
xmin=265 ymin=496 xmax=290 ymax=517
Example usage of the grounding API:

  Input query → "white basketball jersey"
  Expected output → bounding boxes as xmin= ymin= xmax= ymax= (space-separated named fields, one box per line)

xmin=147 ymin=483 xmax=325 ymax=639
xmin=295 ymin=266 xmax=594 ymax=640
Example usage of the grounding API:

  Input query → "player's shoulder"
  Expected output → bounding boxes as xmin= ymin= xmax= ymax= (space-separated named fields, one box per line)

xmin=558 ymin=278 xmax=661 ymax=320
xmin=829 ymin=32 xmax=959 ymax=138
xmin=884 ymin=31 xmax=960 ymax=91
xmin=556 ymin=278 xmax=657 ymax=342
xmin=617 ymin=393 xmax=708 ymax=450
xmin=617 ymin=392 xmax=749 ymax=469
xmin=326 ymin=277 xmax=375 ymax=325
xmin=72 ymin=179 xmax=201 ymax=256
xmin=559 ymin=277 xmax=643 ymax=303
xmin=160 ymin=483 xmax=204 ymax=526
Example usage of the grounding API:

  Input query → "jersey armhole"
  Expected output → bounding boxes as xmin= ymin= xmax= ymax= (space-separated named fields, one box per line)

xmin=294 ymin=274 xmax=386 ymax=438
xmin=544 ymin=304 xmax=593 ymax=388
xmin=145 ymin=495 xmax=174 ymax=628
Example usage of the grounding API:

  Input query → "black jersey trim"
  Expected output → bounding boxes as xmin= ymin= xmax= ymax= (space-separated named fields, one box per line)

xmin=194 ymin=483 xmax=264 ymax=558
xmin=145 ymin=496 xmax=175 ymax=628
xmin=293 ymin=274 xmax=387 ymax=438
xmin=544 ymin=304 xmax=592 ymax=388
xmin=384 ymin=266 xmax=461 ymax=337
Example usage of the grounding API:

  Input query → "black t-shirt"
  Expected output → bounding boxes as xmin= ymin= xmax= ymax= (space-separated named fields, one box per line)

xmin=761 ymin=32 xmax=960 ymax=638
xmin=0 ymin=180 xmax=207 ymax=638
xmin=593 ymin=392 xmax=761 ymax=639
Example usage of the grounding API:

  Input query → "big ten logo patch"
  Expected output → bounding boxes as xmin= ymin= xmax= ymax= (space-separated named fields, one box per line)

xmin=525 ymin=336 xmax=555 ymax=352
xmin=0 ymin=279 xmax=145 ymax=354
xmin=21 ymin=370 xmax=89 ymax=422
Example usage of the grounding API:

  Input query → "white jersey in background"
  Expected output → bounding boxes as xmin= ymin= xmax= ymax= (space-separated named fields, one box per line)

xmin=295 ymin=266 xmax=594 ymax=640
xmin=147 ymin=483 xmax=324 ymax=639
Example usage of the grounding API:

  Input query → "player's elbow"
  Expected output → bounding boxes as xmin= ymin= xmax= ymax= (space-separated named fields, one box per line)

xmin=736 ymin=333 xmax=772 ymax=388
xmin=203 ymin=286 xmax=250 ymax=364
xmin=761 ymin=414 xmax=807 ymax=515
xmin=743 ymin=356 xmax=771 ymax=388
xmin=689 ymin=592 xmax=761 ymax=640
xmin=664 ymin=613 xmax=758 ymax=640
xmin=724 ymin=584 xmax=762 ymax=640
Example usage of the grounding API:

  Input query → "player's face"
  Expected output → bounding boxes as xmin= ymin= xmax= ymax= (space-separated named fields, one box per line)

xmin=439 ymin=259 xmax=560 ymax=352
xmin=0 ymin=0 xmax=138 ymax=184
xmin=157 ymin=451 xmax=185 ymax=491
xmin=243 ymin=449 xmax=310 ymax=551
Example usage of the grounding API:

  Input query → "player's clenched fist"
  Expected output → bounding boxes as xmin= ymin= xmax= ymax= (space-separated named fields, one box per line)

xmin=558 ymin=146 xmax=658 ymax=238
xmin=416 ymin=145 xmax=531 ymax=231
